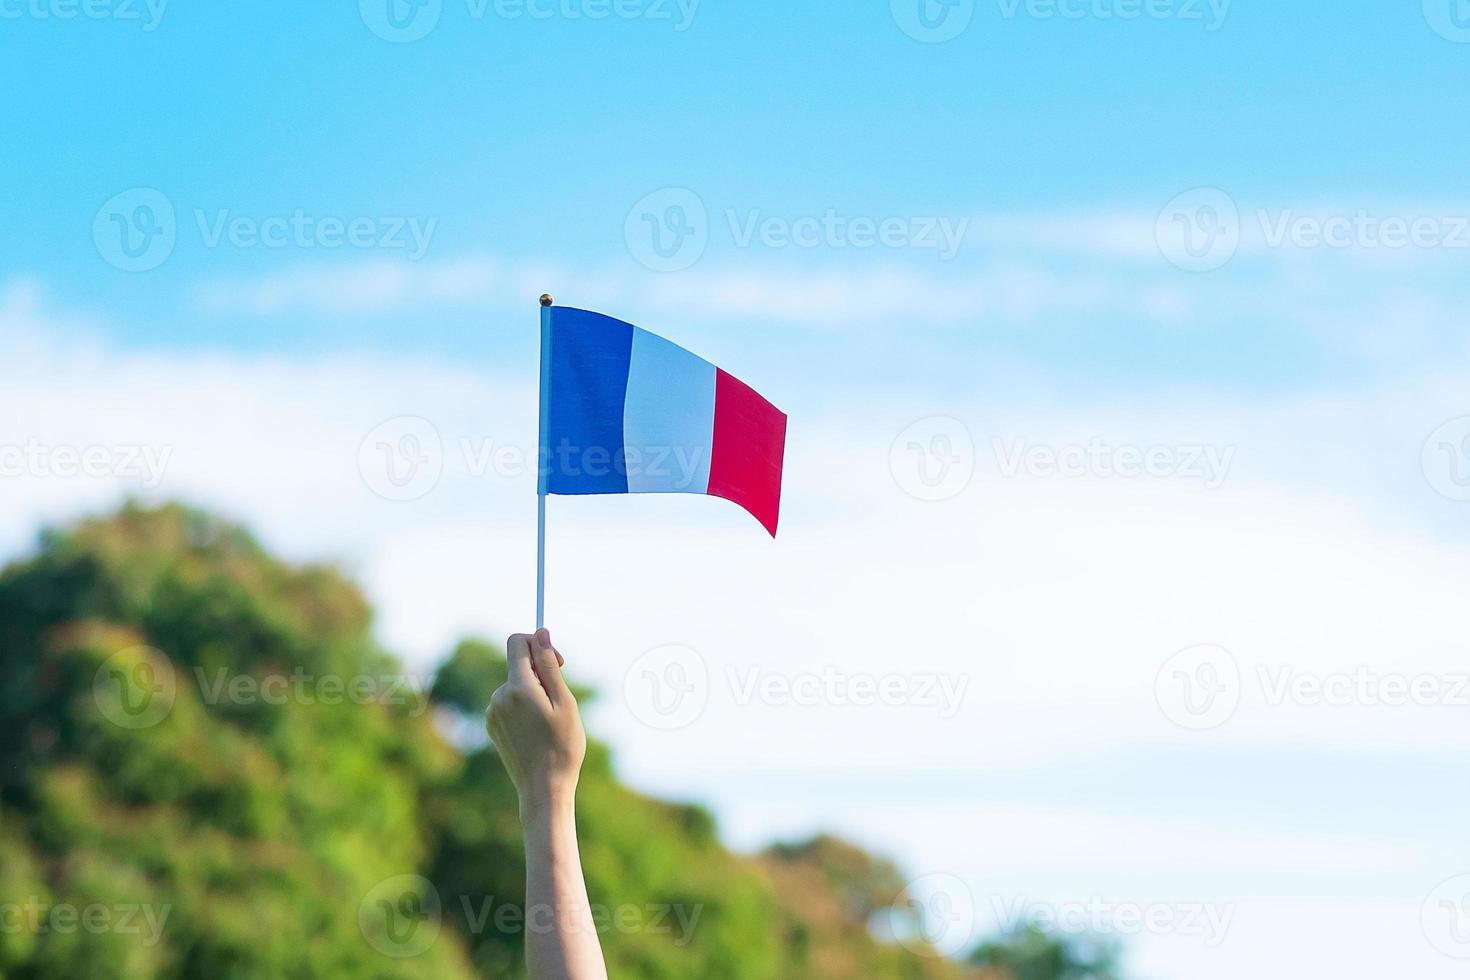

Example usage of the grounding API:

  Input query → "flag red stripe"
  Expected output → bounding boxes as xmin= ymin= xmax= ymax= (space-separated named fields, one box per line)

xmin=707 ymin=368 xmax=787 ymax=536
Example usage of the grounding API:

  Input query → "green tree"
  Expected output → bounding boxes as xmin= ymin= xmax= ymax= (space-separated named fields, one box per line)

xmin=970 ymin=923 xmax=1122 ymax=980
xmin=0 ymin=502 xmax=987 ymax=979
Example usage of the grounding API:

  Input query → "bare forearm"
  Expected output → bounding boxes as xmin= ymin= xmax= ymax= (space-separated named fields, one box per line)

xmin=522 ymin=795 xmax=608 ymax=980
xmin=487 ymin=632 xmax=605 ymax=980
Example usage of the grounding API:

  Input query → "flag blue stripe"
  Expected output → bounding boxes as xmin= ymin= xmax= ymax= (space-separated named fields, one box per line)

xmin=545 ymin=307 xmax=633 ymax=495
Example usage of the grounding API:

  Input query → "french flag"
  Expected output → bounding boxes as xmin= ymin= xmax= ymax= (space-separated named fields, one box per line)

xmin=538 ymin=306 xmax=787 ymax=536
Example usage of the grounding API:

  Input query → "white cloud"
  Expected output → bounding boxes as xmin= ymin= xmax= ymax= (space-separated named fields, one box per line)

xmin=179 ymin=201 xmax=1470 ymax=375
xmin=189 ymin=250 xmax=1199 ymax=327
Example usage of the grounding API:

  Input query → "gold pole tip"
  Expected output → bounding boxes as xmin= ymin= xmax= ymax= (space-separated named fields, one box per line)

xmin=539 ymin=294 xmax=554 ymax=308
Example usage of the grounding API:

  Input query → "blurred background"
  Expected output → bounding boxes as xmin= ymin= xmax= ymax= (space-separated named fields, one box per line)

xmin=3 ymin=2 xmax=1470 ymax=977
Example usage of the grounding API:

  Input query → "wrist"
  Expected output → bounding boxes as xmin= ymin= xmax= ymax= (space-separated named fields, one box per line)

xmin=518 ymin=778 xmax=578 ymax=825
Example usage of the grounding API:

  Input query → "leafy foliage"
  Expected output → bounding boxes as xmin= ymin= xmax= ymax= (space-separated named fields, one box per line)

xmin=0 ymin=502 xmax=1121 ymax=979
xmin=970 ymin=924 xmax=1123 ymax=980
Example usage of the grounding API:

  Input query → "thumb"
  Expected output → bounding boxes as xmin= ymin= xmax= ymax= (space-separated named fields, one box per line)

xmin=531 ymin=628 xmax=571 ymax=705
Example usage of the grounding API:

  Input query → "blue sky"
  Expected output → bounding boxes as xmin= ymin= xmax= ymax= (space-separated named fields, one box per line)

xmin=6 ymin=3 xmax=1470 ymax=978
xmin=5 ymin=1 xmax=1469 ymax=373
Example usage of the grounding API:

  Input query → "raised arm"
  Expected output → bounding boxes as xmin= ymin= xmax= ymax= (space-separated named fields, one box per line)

xmin=485 ymin=630 xmax=608 ymax=980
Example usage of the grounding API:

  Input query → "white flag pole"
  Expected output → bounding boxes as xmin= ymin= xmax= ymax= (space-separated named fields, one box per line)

xmin=536 ymin=293 xmax=553 ymax=629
